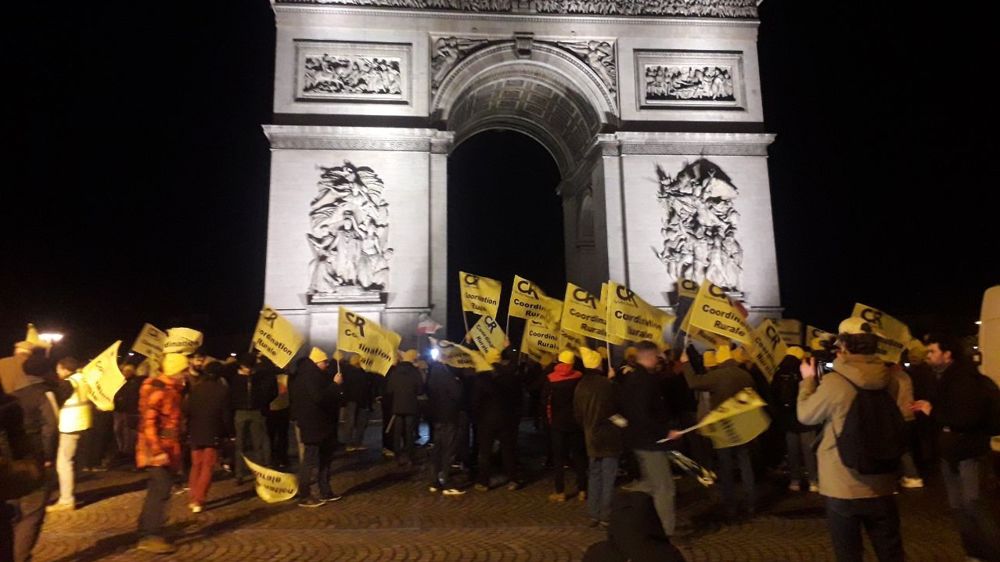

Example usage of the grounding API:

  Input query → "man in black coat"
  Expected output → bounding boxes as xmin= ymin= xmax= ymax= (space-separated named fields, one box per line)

xmin=183 ymin=362 xmax=231 ymax=512
xmin=338 ymin=352 xmax=373 ymax=452
xmin=385 ymin=350 xmax=423 ymax=467
xmin=426 ymin=361 xmax=464 ymax=495
xmin=225 ymin=353 xmax=278 ymax=484
xmin=289 ymin=348 xmax=344 ymax=508
xmin=472 ymin=348 xmax=521 ymax=491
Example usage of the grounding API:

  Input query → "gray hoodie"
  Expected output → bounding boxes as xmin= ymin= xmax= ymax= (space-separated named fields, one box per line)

xmin=798 ymin=354 xmax=901 ymax=500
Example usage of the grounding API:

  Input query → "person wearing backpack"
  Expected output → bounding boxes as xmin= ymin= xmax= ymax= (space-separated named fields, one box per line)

xmin=798 ymin=317 xmax=905 ymax=562
xmin=911 ymin=333 xmax=1000 ymax=561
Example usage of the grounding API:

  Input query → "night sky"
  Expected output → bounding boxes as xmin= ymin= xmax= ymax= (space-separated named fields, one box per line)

xmin=3 ymin=1 xmax=997 ymax=358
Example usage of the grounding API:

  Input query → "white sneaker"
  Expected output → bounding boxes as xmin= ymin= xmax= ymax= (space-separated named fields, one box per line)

xmin=190 ymin=504 xmax=203 ymax=514
xmin=808 ymin=482 xmax=819 ymax=493
xmin=442 ymin=488 xmax=466 ymax=496
xmin=788 ymin=482 xmax=801 ymax=492
xmin=900 ymin=477 xmax=924 ymax=489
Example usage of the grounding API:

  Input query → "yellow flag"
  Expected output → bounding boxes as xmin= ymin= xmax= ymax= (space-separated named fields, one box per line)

xmin=243 ymin=455 xmax=297 ymax=503
xmin=558 ymin=329 xmax=588 ymax=352
xmin=337 ymin=307 xmax=401 ymax=376
xmin=747 ymin=319 xmax=789 ymax=380
xmin=806 ymin=325 xmax=836 ymax=346
xmin=851 ymin=303 xmax=911 ymax=363
xmin=688 ymin=281 xmax=753 ymax=345
xmin=131 ymin=323 xmax=166 ymax=361
xmin=468 ymin=315 xmax=506 ymax=354
xmin=606 ymin=281 xmax=674 ymax=343
xmin=429 ymin=337 xmax=492 ymax=372
xmin=561 ymin=283 xmax=614 ymax=342
xmin=521 ymin=318 xmax=561 ymax=362
xmin=459 ymin=271 xmax=502 ymax=318
xmin=776 ymin=319 xmax=803 ymax=347
xmin=508 ymin=275 xmax=562 ymax=322
xmin=25 ymin=323 xmax=49 ymax=349
xmin=81 ymin=341 xmax=126 ymax=412
xmin=163 ymin=327 xmax=204 ymax=356
xmin=697 ymin=387 xmax=771 ymax=449
xmin=677 ymin=278 xmax=700 ymax=300
xmin=253 ymin=306 xmax=305 ymax=369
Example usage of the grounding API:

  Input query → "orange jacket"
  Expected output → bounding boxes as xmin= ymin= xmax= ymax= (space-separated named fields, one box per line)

xmin=135 ymin=375 xmax=184 ymax=471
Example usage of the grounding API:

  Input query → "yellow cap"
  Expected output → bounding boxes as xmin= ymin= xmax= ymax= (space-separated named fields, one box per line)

xmin=349 ymin=355 xmax=362 ymax=368
xmin=485 ymin=347 xmax=503 ymax=365
xmin=333 ymin=350 xmax=344 ymax=362
xmin=402 ymin=349 xmax=419 ymax=363
xmin=838 ymin=317 xmax=882 ymax=337
xmin=558 ymin=350 xmax=576 ymax=365
xmin=579 ymin=347 xmax=602 ymax=369
xmin=624 ymin=346 xmax=638 ymax=361
xmin=309 ymin=347 xmax=329 ymax=364
xmin=702 ymin=350 xmax=718 ymax=368
xmin=809 ymin=336 xmax=833 ymax=351
xmin=786 ymin=346 xmax=806 ymax=361
xmin=162 ymin=353 xmax=190 ymax=376
xmin=715 ymin=345 xmax=733 ymax=364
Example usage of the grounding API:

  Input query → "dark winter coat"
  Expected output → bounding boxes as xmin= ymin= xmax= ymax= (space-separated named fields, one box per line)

xmin=289 ymin=358 xmax=342 ymax=445
xmin=386 ymin=362 xmax=423 ymax=416
xmin=426 ymin=363 xmax=463 ymax=424
xmin=471 ymin=362 xmax=522 ymax=428
xmin=340 ymin=362 xmax=373 ymax=408
xmin=543 ymin=363 xmax=583 ymax=432
xmin=573 ymin=369 xmax=623 ymax=458
xmin=771 ymin=356 xmax=811 ymax=432
xmin=682 ymin=360 xmax=755 ymax=410
xmin=11 ymin=381 xmax=58 ymax=461
xmin=924 ymin=361 xmax=996 ymax=462
xmin=184 ymin=378 xmax=232 ymax=448
xmin=621 ymin=365 xmax=671 ymax=451
xmin=113 ymin=375 xmax=145 ymax=423
xmin=225 ymin=364 xmax=278 ymax=414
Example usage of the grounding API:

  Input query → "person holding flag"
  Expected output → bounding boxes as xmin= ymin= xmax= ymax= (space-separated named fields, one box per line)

xmin=573 ymin=347 xmax=623 ymax=527
xmin=472 ymin=348 xmax=522 ymax=492
xmin=543 ymin=350 xmax=587 ymax=503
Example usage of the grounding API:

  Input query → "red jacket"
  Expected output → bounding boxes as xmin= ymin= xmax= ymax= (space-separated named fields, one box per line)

xmin=136 ymin=375 xmax=184 ymax=471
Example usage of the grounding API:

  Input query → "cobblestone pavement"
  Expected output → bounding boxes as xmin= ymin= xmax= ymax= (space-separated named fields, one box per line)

xmin=33 ymin=425 xmax=997 ymax=561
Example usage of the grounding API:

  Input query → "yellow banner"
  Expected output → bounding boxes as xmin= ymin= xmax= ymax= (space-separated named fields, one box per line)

xmin=747 ymin=319 xmax=789 ymax=380
xmin=253 ymin=306 xmax=305 ymax=369
xmin=81 ymin=341 xmax=126 ymax=412
xmin=468 ymin=315 xmax=506 ymax=354
xmin=688 ymin=281 xmax=753 ymax=345
xmin=521 ymin=319 xmax=561 ymax=362
xmin=558 ymin=329 xmax=588 ymax=352
xmin=459 ymin=271 xmax=502 ymax=318
xmin=697 ymin=387 xmax=771 ymax=449
xmin=851 ymin=303 xmax=911 ymax=363
xmin=163 ymin=327 xmax=204 ymax=356
xmin=806 ymin=325 xmax=836 ymax=345
xmin=561 ymin=283 xmax=613 ymax=342
xmin=429 ymin=337 xmax=492 ymax=372
xmin=337 ymin=307 xmax=401 ymax=376
xmin=606 ymin=281 xmax=674 ymax=343
xmin=130 ymin=323 xmax=166 ymax=361
xmin=243 ymin=455 xmax=297 ymax=503
xmin=508 ymin=275 xmax=562 ymax=322
xmin=677 ymin=278 xmax=700 ymax=300
xmin=776 ymin=319 xmax=803 ymax=347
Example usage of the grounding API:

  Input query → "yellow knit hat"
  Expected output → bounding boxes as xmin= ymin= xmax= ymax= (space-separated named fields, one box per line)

xmin=579 ymin=347 xmax=602 ymax=369
xmin=485 ymin=347 xmax=503 ymax=365
xmin=402 ymin=349 xmax=419 ymax=363
xmin=558 ymin=350 xmax=576 ymax=365
xmin=162 ymin=353 xmax=189 ymax=376
xmin=786 ymin=346 xmax=806 ymax=361
xmin=715 ymin=345 xmax=733 ymax=364
xmin=349 ymin=355 xmax=362 ymax=368
xmin=309 ymin=347 xmax=329 ymax=364
xmin=624 ymin=346 xmax=638 ymax=361
xmin=702 ymin=350 xmax=718 ymax=368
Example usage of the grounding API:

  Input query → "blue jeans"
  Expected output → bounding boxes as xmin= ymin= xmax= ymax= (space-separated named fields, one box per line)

xmin=717 ymin=443 xmax=755 ymax=512
xmin=941 ymin=457 xmax=1000 ymax=559
xmin=633 ymin=449 xmax=676 ymax=536
xmin=587 ymin=456 xmax=619 ymax=522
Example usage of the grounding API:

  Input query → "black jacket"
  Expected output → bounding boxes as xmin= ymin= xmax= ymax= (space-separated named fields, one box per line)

xmin=184 ymin=378 xmax=232 ymax=448
xmin=386 ymin=362 xmax=423 ymax=415
xmin=621 ymin=365 xmax=671 ymax=451
xmin=11 ymin=382 xmax=58 ymax=461
xmin=543 ymin=363 xmax=583 ymax=432
xmin=226 ymin=364 xmax=278 ymax=413
xmin=770 ymin=356 xmax=812 ymax=432
xmin=926 ymin=361 xmax=995 ymax=462
xmin=426 ymin=363 xmax=463 ymax=424
xmin=573 ymin=369 xmax=623 ymax=458
xmin=472 ymin=362 xmax=522 ymax=427
xmin=114 ymin=376 xmax=145 ymax=421
xmin=289 ymin=358 xmax=342 ymax=445
xmin=340 ymin=362 xmax=374 ymax=408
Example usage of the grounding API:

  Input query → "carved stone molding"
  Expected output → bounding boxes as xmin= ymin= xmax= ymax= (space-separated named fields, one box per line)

xmin=614 ymin=132 xmax=775 ymax=156
xmin=275 ymin=0 xmax=759 ymax=19
xmin=430 ymin=36 xmax=496 ymax=96
xmin=263 ymin=125 xmax=451 ymax=151
xmin=554 ymin=39 xmax=616 ymax=94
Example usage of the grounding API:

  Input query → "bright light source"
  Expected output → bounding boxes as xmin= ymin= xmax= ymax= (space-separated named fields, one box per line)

xmin=430 ymin=348 xmax=440 ymax=360
xmin=825 ymin=362 xmax=834 ymax=369
xmin=973 ymin=346 xmax=979 ymax=350
xmin=128 ymin=352 xmax=135 ymax=356
xmin=975 ymin=320 xmax=982 ymax=325
xmin=39 ymin=333 xmax=64 ymax=344
xmin=230 ymin=352 xmax=237 ymax=357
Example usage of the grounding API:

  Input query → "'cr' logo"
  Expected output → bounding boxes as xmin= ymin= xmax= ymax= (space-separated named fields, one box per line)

xmin=615 ymin=285 xmax=637 ymax=305
xmin=708 ymin=284 xmax=728 ymax=299
xmin=463 ymin=274 xmax=479 ymax=286
xmin=345 ymin=312 xmax=367 ymax=338
xmin=517 ymin=280 xmax=539 ymax=299
xmin=261 ymin=310 xmax=278 ymax=329
xmin=573 ymin=288 xmax=597 ymax=309
xmin=680 ymin=279 xmax=698 ymax=292
xmin=765 ymin=325 xmax=781 ymax=348
xmin=860 ymin=308 xmax=883 ymax=327
xmin=484 ymin=317 xmax=499 ymax=332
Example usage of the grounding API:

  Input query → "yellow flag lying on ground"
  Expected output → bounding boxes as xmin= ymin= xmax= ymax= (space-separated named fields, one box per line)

xmin=747 ymin=319 xmax=788 ymax=381
xmin=688 ymin=281 xmax=753 ymax=346
xmin=429 ymin=337 xmax=492 ymax=372
xmin=468 ymin=314 xmax=506 ymax=354
xmin=561 ymin=283 xmax=612 ymax=342
xmin=131 ymin=323 xmax=166 ymax=361
xmin=851 ymin=303 xmax=910 ymax=363
xmin=81 ymin=341 xmax=126 ymax=412
xmin=459 ymin=271 xmax=502 ymax=318
xmin=337 ymin=307 xmax=401 ymax=376
xmin=508 ymin=275 xmax=562 ymax=322
xmin=243 ymin=455 xmax=297 ymax=503
xmin=777 ymin=319 xmax=803 ymax=347
xmin=698 ymin=387 xmax=770 ymax=449
xmin=253 ymin=307 xmax=305 ymax=369
xmin=163 ymin=327 xmax=204 ymax=356
xmin=606 ymin=281 xmax=675 ymax=343
xmin=521 ymin=318 xmax=561 ymax=362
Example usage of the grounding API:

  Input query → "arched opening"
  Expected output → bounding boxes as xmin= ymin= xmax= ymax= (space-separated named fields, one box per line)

xmin=446 ymin=129 xmax=564 ymax=341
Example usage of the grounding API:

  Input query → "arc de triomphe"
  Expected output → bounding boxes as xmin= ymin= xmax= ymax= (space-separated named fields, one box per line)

xmin=262 ymin=0 xmax=780 ymax=349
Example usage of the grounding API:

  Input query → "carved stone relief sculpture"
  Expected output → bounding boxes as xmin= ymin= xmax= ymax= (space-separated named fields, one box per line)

xmin=556 ymin=40 xmax=616 ymax=94
xmin=307 ymin=161 xmax=393 ymax=300
xmin=303 ymin=54 xmax=402 ymax=96
xmin=278 ymin=0 xmax=758 ymax=18
xmin=645 ymin=65 xmax=733 ymax=102
xmin=652 ymin=158 xmax=743 ymax=290
xmin=431 ymin=36 xmax=493 ymax=95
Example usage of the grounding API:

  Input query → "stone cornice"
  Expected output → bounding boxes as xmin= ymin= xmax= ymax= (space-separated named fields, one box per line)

xmin=613 ymin=131 xmax=775 ymax=156
xmin=262 ymin=125 xmax=451 ymax=151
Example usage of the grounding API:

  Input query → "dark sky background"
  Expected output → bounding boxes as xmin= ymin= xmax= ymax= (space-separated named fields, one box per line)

xmin=3 ymin=0 xmax=997 ymax=358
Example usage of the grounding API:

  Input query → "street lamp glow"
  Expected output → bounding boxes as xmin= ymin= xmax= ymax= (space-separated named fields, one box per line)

xmin=39 ymin=333 xmax=64 ymax=344
xmin=975 ymin=320 xmax=982 ymax=325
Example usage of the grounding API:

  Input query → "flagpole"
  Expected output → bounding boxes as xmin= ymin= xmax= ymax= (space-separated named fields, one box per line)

xmin=462 ymin=311 xmax=471 ymax=342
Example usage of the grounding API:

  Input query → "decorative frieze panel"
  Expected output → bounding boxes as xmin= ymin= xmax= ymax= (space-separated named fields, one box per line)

xmin=635 ymin=50 xmax=744 ymax=110
xmin=554 ymin=40 xmax=616 ymax=94
xmin=276 ymin=0 xmax=759 ymax=19
xmin=431 ymin=36 xmax=495 ymax=95
xmin=295 ymin=40 xmax=411 ymax=103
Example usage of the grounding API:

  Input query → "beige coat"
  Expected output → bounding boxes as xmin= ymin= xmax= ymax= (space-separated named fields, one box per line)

xmin=798 ymin=354 xmax=900 ymax=500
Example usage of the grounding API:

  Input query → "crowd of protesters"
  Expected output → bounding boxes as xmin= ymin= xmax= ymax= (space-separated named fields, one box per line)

xmin=2 ymin=318 xmax=998 ymax=560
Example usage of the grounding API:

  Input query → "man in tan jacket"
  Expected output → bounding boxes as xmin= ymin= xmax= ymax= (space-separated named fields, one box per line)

xmin=798 ymin=317 xmax=903 ymax=562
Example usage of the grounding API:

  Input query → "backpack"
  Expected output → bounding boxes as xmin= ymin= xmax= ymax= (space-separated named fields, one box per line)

xmin=833 ymin=373 xmax=906 ymax=475
xmin=980 ymin=375 xmax=1000 ymax=437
